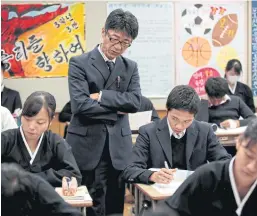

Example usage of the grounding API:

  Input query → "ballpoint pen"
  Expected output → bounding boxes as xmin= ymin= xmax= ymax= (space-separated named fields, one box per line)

xmin=164 ymin=161 xmax=169 ymax=169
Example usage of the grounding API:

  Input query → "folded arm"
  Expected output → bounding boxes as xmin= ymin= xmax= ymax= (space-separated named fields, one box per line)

xmin=100 ymin=63 xmax=141 ymax=113
xmin=68 ymin=57 xmax=118 ymax=121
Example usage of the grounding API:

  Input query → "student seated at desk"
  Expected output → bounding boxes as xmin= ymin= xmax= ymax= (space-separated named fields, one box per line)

xmin=122 ymin=85 xmax=231 ymax=185
xmin=2 ymin=163 xmax=82 ymax=216
xmin=205 ymin=77 xmax=256 ymax=129
xmin=224 ymin=59 xmax=256 ymax=113
xmin=150 ymin=118 xmax=257 ymax=216
xmin=1 ymin=91 xmax=82 ymax=189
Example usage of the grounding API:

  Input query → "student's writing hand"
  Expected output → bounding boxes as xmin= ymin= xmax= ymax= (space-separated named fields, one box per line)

xmin=62 ymin=177 xmax=78 ymax=196
xmin=220 ymin=119 xmax=239 ymax=129
xmin=90 ymin=93 xmax=99 ymax=100
xmin=149 ymin=168 xmax=176 ymax=184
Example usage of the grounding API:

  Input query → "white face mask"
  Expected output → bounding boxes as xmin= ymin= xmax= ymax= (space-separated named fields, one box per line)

xmin=227 ymin=75 xmax=239 ymax=85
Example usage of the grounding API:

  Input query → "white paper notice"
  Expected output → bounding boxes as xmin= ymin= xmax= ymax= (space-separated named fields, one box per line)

xmin=107 ymin=3 xmax=175 ymax=97
xmin=129 ymin=111 xmax=152 ymax=131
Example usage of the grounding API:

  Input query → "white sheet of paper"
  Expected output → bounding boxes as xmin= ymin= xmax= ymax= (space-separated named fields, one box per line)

xmin=150 ymin=169 xmax=194 ymax=194
xmin=215 ymin=126 xmax=247 ymax=135
xmin=129 ymin=111 xmax=152 ymax=131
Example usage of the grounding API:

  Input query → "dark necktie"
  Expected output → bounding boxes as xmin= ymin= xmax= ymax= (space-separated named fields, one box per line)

xmin=106 ymin=61 xmax=115 ymax=73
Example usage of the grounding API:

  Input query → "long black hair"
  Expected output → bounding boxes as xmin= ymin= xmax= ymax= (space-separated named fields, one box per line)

xmin=21 ymin=91 xmax=56 ymax=120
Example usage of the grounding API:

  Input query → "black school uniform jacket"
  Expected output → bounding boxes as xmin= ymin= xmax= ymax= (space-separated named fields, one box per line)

xmin=165 ymin=159 xmax=257 ymax=216
xmin=2 ymin=171 xmax=82 ymax=216
xmin=1 ymin=128 xmax=82 ymax=187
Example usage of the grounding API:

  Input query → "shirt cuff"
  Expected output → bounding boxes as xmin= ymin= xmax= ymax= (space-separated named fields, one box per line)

xmin=98 ymin=91 xmax=102 ymax=103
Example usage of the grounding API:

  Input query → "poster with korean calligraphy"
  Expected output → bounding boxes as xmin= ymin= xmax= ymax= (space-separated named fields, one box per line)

xmin=1 ymin=3 xmax=85 ymax=78
xmin=175 ymin=2 xmax=247 ymax=97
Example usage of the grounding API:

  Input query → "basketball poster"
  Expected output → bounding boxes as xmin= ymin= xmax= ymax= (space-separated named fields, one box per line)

xmin=175 ymin=2 xmax=247 ymax=96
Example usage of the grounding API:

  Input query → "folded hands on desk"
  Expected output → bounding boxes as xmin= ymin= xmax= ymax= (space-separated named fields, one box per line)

xmin=62 ymin=177 xmax=78 ymax=196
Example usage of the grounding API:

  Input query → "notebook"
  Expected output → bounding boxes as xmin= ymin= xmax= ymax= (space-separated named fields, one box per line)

xmin=55 ymin=185 xmax=92 ymax=201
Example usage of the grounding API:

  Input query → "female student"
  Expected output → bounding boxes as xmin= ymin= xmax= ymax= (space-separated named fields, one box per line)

xmin=224 ymin=59 xmax=256 ymax=112
xmin=1 ymin=91 xmax=82 ymax=190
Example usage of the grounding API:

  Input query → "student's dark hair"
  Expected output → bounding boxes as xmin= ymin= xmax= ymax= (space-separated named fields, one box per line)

xmin=239 ymin=118 xmax=257 ymax=148
xmin=105 ymin=8 xmax=139 ymax=40
xmin=21 ymin=91 xmax=56 ymax=120
xmin=1 ymin=163 xmax=33 ymax=215
xmin=166 ymin=85 xmax=200 ymax=115
xmin=225 ymin=59 xmax=242 ymax=75
xmin=205 ymin=77 xmax=229 ymax=98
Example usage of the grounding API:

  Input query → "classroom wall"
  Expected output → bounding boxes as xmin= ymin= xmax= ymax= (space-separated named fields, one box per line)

xmin=2 ymin=0 xmax=256 ymax=111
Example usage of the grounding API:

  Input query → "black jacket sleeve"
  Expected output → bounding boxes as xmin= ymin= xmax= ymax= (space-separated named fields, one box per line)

xmin=68 ymin=57 xmax=118 ymax=121
xmin=36 ymin=137 xmax=82 ymax=187
xmin=244 ymin=85 xmax=256 ymax=113
xmin=238 ymin=98 xmax=256 ymax=126
xmin=122 ymin=126 xmax=154 ymax=184
xmin=59 ymin=102 xmax=72 ymax=122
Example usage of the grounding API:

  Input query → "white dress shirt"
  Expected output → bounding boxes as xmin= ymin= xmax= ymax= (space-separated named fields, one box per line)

xmin=97 ymin=45 xmax=116 ymax=102
xmin=1 ymin=106 xmax=18 ymax=132
xmin=167 ymin=118 xmax=186 ymax=139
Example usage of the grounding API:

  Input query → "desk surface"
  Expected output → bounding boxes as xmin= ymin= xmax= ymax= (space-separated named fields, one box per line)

xmin=55 ymin=188 xmax=93 ymax=208
xmin=135 ymin=183 xmax=172 ymax=201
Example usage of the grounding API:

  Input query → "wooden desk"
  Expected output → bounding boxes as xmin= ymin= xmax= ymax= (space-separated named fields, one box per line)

xmin=215 ymin=126 xmax=246 ymax=146
xmin=134 ymin=183 xmax=172 ymax=216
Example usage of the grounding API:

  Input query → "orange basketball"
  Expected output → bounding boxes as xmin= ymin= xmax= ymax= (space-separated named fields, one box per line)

xmin=182 ymin=37 xmax=212 ymax=67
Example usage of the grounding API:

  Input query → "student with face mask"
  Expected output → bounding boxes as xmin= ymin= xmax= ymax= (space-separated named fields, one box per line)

xmin=225 ymin=59 xmax=256 ymax=113
xmin=1 ymin=91 xmax=82 ymax=194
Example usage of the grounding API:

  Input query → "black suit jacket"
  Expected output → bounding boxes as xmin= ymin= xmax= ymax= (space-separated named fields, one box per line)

xmin=58 ymin=101 xmax=72 ymax=138
xmin=1 ymin=87 xmax=22 ymax=114
xmin=122 ymin=117 xmax=231 ymax=184
xmin=195 ymin=99 xmax=209 ymax=122
xmin=139 ymin=96 xmax=160 ymax=122
xmin=66 ymin=46 xmax=141 ymax=171
xmin=228 ymin=81 xmax=256 ymax=113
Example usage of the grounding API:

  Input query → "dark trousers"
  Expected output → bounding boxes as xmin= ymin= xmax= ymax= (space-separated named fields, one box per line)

xmin=81 ymin=135 xmax=125 ymax=216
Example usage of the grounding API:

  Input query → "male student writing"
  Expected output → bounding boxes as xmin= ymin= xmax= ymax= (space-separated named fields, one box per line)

xmin=149 ymin=118 xmax=257 ymax=216
xmin=122 ymin=85 xmax=231 ymax=184
xmin=205 ymin=77 xmax=256 ymax=129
